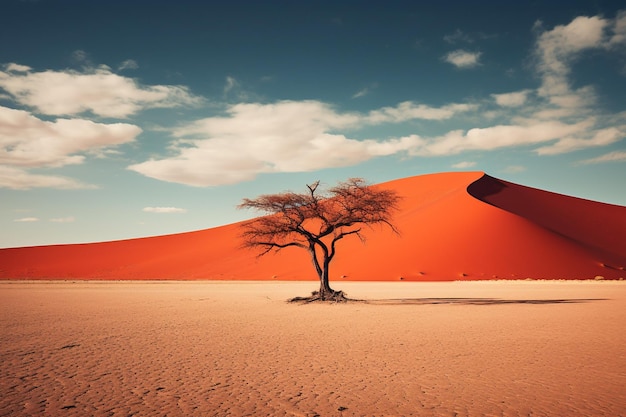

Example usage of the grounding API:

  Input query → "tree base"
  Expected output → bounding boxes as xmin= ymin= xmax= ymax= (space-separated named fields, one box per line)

xmin=288 ymin=290 xmax=352 ymax=303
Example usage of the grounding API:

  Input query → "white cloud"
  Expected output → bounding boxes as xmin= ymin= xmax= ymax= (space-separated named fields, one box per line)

xmin=118 ymin=59 xmax=139 ymax=71
xmin=578 ymin=150 xmax=626 ymax=164
xmin=128 ymin=74 xmax=621 ymax=188
xmin=472 ymin=10 xmax=626 ymax=160
xmin=443 ymin=50 xmax=481 ymax=68
xmin=0 ymin=106 xmax=141 ymax=168
xmin=124 ymin=12 xmax=626 ymax=188
xmin=548 ymin=86 xmax=596 ymax=109
xmin=128 ymin=100 xmax=467 ymax=186
xmin=0 ymin=64 xmax=202 ymax=118
xmin=0 ymin=165 xmax=95 ymax=189
xmin=452 ymin=161 xmax=476 ymax=169
xmin=492 ymin=90 xmax=530 ymax=107
xmin=14 ymin=217 xmax=39 ymax=222
xmin=527 ymin=14 xmax=624 ymax=138
xmin=410 ymin=119 xmax=595 ymax=156
xmin=142 ymin=207 xmax=188 ymax=213
xmin=609 ymin=10 xmax=626 ymax=46
xmin=367 ymin=101 xmax=475 ymax=123
xmin=534 ymin=15 xmax=612 ymax=103
xmin=0 ymin=105 xmax=141 ymax=189
xmin=50 ymin=216 xmax=75 ymax=223
xmin=535 ymin=127 xmax=623 ymax=155
xmin=4 ymin=63 xmax=31 ymax=73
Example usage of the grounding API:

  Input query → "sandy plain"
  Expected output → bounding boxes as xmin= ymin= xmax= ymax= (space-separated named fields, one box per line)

xmin=1 ymin=281 xmax=625 ymax=417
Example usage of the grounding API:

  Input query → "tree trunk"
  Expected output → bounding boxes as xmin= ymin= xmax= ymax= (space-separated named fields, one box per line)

xmin=306 ymin=244 xmax=346 ymax=302
xmin=318 ymin=271 xmax=332 ymax=299
xmin=318 ymin=256 xmax=335 ymax=300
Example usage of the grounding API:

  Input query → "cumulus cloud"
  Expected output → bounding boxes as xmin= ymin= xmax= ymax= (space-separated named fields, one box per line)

xmin=0 ymin=64 xmax=202 ymax=118
xmin=507 ymin=11 xmax=626 ymax=157
xmin=443 ymin=50 xmax=481 ymax=68
xmin=436 ymin=10 xmax=624 ymax=164
xmin=142 ymin=207 xmax=188 ymax=213
xmin=535 ymin=127 xmax=623 ymax=155
xmin=0 ymin=165 xmax=95 ymax=190
xmin=533 ymin=13 xmax=626 ymax=110
xmin=492 ymin=90 xmax=531 ymax=107
xmin=4 ymin=63 xmax=31 ymax=73
xmin=535 ymin=16 xmax=607 ymax=84
xmin=0 ymin=106 xmax=141 ymax=189
xmin=407 ymin=119 xmax=596 ymax=156
xmin=609 ymin=10 xmax=626 ymax=46
xmin=578 ymin=150 xmax=626 ymax=164
xmin=125 ymin=12 xmax=626 ymax=188
xmin=128 ymin=100 xmax=467 ymax=186
xmin=0 ymin=106 xmax=141 ymax=168
xmin=367 ymin=102 xmax=475 ymax=123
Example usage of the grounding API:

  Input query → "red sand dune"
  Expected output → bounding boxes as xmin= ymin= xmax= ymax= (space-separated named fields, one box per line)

xmin=1 ymin=171 xmax=625 ymax=281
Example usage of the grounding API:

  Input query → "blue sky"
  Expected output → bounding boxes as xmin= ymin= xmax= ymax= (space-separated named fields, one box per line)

xmin=1 ymin=0 xmax=625 ymax=248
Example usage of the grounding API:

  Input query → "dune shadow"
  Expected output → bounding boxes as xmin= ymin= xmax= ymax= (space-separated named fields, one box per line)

xmin=467 ymin=174 xmax=509 ymax=201
xmin=362 ymin=297 xmax=607 ymax=306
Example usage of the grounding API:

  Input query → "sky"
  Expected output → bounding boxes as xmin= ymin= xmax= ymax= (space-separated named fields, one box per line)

xmin=1 ymin=0 xmax=625 ymax=248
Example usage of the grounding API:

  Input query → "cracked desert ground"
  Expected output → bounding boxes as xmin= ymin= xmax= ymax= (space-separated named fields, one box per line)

xmin=1 ymin=281 xmax=625 ymax=416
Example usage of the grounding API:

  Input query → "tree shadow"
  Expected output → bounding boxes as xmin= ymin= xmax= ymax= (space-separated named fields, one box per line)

xmin=362 ymin=297 xmax=608 ymax=306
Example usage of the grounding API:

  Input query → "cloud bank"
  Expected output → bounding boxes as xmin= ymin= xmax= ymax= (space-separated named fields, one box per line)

xmin=0 ymin=63 xmax=202 ymax=118
xmin=1 ymin=11 xmax=624 ymax=190
xmin=128 ymin=100 xmax=472 ymax=186
xmin=128 ymin=11 xmax=626 ymax=188
xmin=0 ymin=106 xmax=141 ymax=189
xmin=0 ymin=63 xmax=203 ymax=189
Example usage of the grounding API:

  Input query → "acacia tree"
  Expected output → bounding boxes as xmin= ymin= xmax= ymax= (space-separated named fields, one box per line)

xmin=238 ymin=178 xmax=400 ymax=301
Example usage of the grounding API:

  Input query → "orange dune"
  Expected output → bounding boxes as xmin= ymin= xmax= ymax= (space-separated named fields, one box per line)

xmin=1 ymin=171 xmax=625 ymax=281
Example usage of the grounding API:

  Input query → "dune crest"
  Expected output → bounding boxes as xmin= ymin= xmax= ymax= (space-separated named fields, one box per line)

xmin=467 ymin=173 xmax=625 ymax=259
xmin=1 ymin=172 xmax=624 ymax=280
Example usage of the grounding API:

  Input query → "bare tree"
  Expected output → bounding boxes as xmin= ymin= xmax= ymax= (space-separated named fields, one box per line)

xmin=238 ymin=178 xmax=401 ymax=301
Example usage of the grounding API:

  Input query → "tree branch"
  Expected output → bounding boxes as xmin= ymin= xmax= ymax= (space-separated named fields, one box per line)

xmin=238 ymin=177 xmax=401 ymax=287
xmin=329 ymin=228 xmax=361 ymax=261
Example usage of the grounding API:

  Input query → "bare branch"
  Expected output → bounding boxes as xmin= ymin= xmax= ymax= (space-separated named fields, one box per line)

xmin=329 ymin=228 xmax=362 ymax=261
xmin=238 ymin=177 xmax=401 ymax=294
xmin=306 ymin=180 xmax=320 ymax=195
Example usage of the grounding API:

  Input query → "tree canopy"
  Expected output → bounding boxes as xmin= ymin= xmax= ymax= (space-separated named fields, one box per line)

xmin=239 ymin=178 xmax=401 ymax=301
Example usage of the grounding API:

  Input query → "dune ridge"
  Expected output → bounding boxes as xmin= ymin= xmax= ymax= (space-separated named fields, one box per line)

xmin=1 ymin=171 xmax=624 ymax=280
xmin=467 ymin=174 xmax=625 ymax=260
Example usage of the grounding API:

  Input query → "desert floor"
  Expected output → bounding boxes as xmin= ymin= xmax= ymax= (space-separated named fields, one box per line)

xmin=1 ymin=281 xmax=625 ymax=417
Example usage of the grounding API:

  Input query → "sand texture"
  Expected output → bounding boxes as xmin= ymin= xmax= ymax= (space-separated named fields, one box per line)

xmin=2 ymin=172 xmax=625 ymax=281
xmin=1 ymin=281 xmax=625 ymax=416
